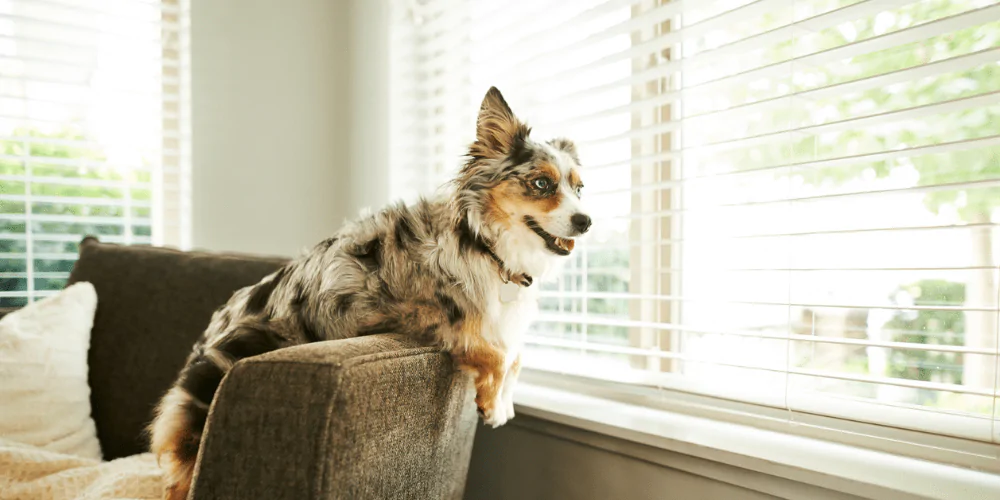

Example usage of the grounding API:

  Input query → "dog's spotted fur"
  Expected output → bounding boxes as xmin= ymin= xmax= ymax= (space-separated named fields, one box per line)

xmin=149 ymin=87 xmax=589 ymax=499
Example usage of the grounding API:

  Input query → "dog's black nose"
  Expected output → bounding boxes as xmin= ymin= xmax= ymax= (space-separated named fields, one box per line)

xmin=571 ymin=213 xmax=591 ymax=234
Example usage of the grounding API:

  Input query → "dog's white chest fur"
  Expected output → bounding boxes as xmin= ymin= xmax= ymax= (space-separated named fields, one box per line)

xmin=487 ymin=285 xmax=538 ymax=367
xmin=498 ymin=282 xmax=520 ymax=303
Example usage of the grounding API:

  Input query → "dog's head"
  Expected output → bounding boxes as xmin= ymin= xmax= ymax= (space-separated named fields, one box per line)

xmin=454 ymin=87 xmax=590 ymax=267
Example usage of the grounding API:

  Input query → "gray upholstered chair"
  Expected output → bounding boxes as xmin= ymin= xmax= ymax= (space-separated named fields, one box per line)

xmin=1 ymin=237 xmax=478 ymax=499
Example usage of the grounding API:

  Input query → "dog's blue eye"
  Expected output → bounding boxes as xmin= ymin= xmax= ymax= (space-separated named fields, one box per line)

xmin=575 ymin=185 xmax=583 ymax=198
xmin=533 ymin=178 xmax=551 ymax=190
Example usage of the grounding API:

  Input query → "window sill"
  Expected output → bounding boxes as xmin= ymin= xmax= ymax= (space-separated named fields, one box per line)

xmin=512 ymin=382 xmax=1000 ymax=500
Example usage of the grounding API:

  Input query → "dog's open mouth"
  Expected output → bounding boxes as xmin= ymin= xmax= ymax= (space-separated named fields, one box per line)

xmin=524 ymin=216 xmax=575 ymax=256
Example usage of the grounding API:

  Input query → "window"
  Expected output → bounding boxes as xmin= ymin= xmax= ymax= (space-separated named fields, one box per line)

xmin=390 ymin=0 xmax=1000 ymax=469
xmin=0 ymin=0 xmax=190 ymax=307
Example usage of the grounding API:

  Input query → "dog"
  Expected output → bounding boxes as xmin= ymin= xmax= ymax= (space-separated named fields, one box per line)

xmin=148 ymin=86 xmax=590 ymax=499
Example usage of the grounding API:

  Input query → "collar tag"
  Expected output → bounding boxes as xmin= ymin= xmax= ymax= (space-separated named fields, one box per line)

xmin=499 ymin=281 xmax=520 ymax=303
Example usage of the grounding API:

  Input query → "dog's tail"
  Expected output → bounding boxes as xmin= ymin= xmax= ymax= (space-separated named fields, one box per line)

xmin=150 ymin=385 xmax=202 ymax=500
xmin=149 ymin=322 xmax=290 ymax=499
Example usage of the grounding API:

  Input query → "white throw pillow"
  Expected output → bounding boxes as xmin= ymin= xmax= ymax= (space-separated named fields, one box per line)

xmin=0 ymin=282 xmax=102 ymax=460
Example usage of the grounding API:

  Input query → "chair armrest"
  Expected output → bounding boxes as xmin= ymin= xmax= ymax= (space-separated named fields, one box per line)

xmin=189 ymin=334 xmax=478 ymax=500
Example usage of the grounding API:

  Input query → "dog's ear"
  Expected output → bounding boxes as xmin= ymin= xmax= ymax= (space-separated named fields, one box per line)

xmin=472 ymin=87 xmax=530 ymax=160
xmin=548 ymin=138 xmax=579 ymax=163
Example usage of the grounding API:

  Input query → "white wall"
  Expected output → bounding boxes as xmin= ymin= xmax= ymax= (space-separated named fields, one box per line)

xmin=191 ymin=0 xmax=354 ymax=257
xmin=347 ymin=0 xmax=391 ymax=216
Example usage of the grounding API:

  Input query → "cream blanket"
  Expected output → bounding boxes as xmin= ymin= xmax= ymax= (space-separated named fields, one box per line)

xmin=0 ymin=439 xmax=162 ymax=500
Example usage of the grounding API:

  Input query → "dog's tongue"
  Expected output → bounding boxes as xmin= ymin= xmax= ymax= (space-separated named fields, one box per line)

xmin=555 ymin=238 xmax=575 ymax=253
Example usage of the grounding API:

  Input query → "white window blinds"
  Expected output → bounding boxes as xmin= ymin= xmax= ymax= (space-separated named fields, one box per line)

xmin=391 ymin=0 xmax=1000 ymax=466
xmin=0 ymin=0 xmax=190 ymax=307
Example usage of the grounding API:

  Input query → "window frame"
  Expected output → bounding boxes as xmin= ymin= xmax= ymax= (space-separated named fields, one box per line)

xmin=628 ymin=0 xmax=681 ymax=374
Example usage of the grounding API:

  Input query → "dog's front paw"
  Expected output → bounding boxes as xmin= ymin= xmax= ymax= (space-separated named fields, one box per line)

xmin=482 ymin=408 xmax=509 ymax=428
xmin=502 ymin=391 xmax=515 ymax=420
xmin=480 ymin=396 xmax=510 ymax=428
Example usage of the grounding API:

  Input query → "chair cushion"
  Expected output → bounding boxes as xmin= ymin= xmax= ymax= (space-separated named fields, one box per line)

xmin=67 ymin=237 xmax=288 ymax=460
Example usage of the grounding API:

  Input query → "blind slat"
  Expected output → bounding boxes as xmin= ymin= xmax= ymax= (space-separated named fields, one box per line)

xmin=582 ymin=222 xmax=1000 ymax=252
xmin=1 ymin=252 xmax=79 ymax=260
xmin=537 ymin=295 xmax=998 ymax=314
xmin=679 ymin=90 xmax=1000 ymax=154
xmin=0 ymin=174 xmax=153 ymax=189
xmin=19 ymin=0 xmax=180 ymax=17
xmin=0 ymin=75 xmax=181 ymax=96
xmin=589 ymin=177 xmax=1000 ymax=210
xmin=0 ymin=33 xmax=181 ymax=56
xmin=0 ymin=233 xmax=151 ymax=243
xmin=0 ymin=194 xmax=153 ymax=208
xmin=0 ymin=12 xmax=179 ymax=39
xmin=0 ymin=154 xmax=158 ymax=172
xmin=565 ymin=87 xmax=998 ymax=149
xmin=0 ymin=214 xmax=152 ymax=225
xmin=0 ymin=272 xmax=69 ymax=278
xmin=585 ymin=133 xmax=1000 ymax=177
xmin=526 ymin=336 xmax=994 ymax=396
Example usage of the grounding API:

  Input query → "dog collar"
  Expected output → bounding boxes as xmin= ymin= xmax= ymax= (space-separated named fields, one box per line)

xmin=483 ymin=246 xmax=533 ymax=287
xmin=457 ymin=217 xmax=532 ymax=300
